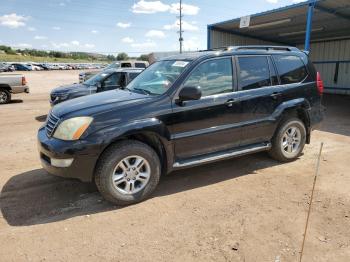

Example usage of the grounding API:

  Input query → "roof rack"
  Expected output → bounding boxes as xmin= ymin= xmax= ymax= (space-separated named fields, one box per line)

xmin=229 ymin=45 xmax=300 ymax=52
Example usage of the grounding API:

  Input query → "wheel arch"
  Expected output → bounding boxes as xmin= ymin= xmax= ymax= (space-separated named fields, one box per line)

xmin=0 ymin=84 xmax=12 ymax=92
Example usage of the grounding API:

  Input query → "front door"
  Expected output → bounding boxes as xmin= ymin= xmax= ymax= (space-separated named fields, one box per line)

xmin=170 ymin=57 xmax=242 ymax=160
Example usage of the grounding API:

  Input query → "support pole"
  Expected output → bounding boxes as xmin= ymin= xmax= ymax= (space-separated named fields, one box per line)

xmin=207 ymin=25 xmax=212 ymax=50
xmin=304 ymin=1 xmax=316 ymax=52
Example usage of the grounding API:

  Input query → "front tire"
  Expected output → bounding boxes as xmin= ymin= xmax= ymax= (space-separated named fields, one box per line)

xmin=269 ymin=117 xmax=306 ymax=162
xmin=0 ymin=89 xmax=11 ymax=104
xmin=95 ymin=140 xmax=161 ymax=205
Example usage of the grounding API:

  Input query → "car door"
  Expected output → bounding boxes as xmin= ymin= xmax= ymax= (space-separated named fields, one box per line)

xmin=170 ymin=57 xmax=242 ymax=160
xmin=101 ymin=72 xmax=123 ymax=91
xmin=236 ymin=55 xmax=282 ymax=146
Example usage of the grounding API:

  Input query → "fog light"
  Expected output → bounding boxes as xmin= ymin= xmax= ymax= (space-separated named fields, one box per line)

xmin=51 ymin=158 xmax=74 ymax=168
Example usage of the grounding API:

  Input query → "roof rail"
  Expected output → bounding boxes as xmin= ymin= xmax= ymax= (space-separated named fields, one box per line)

xmin=231 ymin=46 xmax=300 ymax=52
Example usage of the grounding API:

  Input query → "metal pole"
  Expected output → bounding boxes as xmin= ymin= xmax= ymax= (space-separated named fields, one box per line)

xmin=179 ymin=0 xmax=183 ymax=53
xmin=304 ymin=1 xmax=316 ymax=52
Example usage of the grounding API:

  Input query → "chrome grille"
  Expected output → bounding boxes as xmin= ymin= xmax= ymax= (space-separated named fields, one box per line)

xmin=46 ymin=113 xmax=60 ymax=137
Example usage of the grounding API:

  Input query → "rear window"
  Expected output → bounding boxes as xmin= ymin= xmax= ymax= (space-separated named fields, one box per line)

xmin=274 ymin=55 xmax=307 ymax=84
xmin=121 ymin=63 xmax=132 ymax=68
xmin=135 ymin=63 xmax=146 ymax=68
xmin=238 ymin=56 xmax=271 ymax=90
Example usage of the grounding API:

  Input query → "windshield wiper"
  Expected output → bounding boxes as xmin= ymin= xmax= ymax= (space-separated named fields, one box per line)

xmin=133 ymin=88 xmax=153 ymax=95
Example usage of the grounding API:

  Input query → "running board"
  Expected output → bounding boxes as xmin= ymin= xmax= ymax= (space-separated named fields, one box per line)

xmin=173 ymin=143 xmax=271 ymax=169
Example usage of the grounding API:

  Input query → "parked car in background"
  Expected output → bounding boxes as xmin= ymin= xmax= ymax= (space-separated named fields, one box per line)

xmin=79 ymin=61 xmax=149 ymax=83
xmin=0 ymin=74 xmax=29 ymax=104
xmin=50 ymin=68 xmax=142 ymax=106
xmin=11 ymin=63 xmax=31 ymax=71
xmin=38 ymin=46 xmax=324 ymax=205
xmin=0 ymin=63 xmax=15 ymax=72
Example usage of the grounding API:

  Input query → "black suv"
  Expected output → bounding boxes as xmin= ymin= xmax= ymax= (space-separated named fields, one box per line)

xmin=50 ymin=68 xmax=142 ymax=105
xmin=38 ymin=46 xmax=324 ymax=205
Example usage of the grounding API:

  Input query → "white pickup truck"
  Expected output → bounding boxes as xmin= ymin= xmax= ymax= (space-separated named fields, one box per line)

xmin=0 ymin=74 xmax=29 ymax=104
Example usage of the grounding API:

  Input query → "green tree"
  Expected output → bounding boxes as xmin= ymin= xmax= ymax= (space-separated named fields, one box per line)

xmin=116 ymin=52 xmax=128 ymax=61
xmin=138 ymin=54 xmax=149 ymax=61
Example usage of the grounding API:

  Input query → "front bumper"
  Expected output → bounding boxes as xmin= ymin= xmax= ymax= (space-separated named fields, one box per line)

xmin=37 ymin=127 xmax=101 ymax=182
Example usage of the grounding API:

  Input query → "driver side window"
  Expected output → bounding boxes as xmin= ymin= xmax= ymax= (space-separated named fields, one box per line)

xmin=103 ymin=73 xmax=122 ymax=88
xmin=184 ymin=58 xmax=233 ymax=97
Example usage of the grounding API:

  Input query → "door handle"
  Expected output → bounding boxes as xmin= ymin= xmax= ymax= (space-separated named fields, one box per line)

xmin=270 ymin=92 xmax=282 ymax=100
xmin=225 ymin=99 xmax=237 ymax=107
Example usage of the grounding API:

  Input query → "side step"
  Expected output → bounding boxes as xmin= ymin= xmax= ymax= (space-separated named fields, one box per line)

xmin=173 ymin=143 xmax=271 ymax=169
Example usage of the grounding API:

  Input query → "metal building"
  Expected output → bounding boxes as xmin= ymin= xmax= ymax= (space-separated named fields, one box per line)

xmin=207 ymin=0 xmax=350 ymax=95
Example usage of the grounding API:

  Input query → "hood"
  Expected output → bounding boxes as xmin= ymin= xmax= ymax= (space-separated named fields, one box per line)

xmin=52 ymin=89 xmax=150 ymax=118
xmin=51 ymin=83 xmax=87 ymax=94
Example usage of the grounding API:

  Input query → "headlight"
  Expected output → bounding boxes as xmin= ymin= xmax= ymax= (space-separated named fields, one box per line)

xmin=53 ymin=117 xmax=93 ymax=141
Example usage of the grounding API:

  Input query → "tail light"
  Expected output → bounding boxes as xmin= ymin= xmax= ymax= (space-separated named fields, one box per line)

xmin=316 ymin=72 xmax=324 ymax=95
xmin=22 ymin=76 xmax=27 ymax=86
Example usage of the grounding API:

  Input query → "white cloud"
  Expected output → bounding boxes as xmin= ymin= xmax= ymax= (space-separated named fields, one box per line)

xmin=34 ymin=35 xmax=47 ymax=40
xmin=84 ymin=43 xmax=95 ymax=49
xmin=169 ymin=3 xmax=199 ymax=15
xmin=117 ymin=22 xmax=131 ymax=28
xmin=0 ymin=13 xmax=29 ymax=29
xmin=132 ymin=0 xmax=169 ymax=14
xmin=15 ymin=43 xmax=32 ymax=48
xmin=91 ymin=30 xmax=98 ymax=34
xmin=71 ymin=40 xmax=80 ymax=46
xmin=122 ymin=37 xmax=134 ymax=43
xmin=27 ymin=26 xmax=36 ymax=31
xmin=59 ymin=2 xmax=66 ymax=6
xmin=183 ymin=37 xmax=202 ymax=51
xmin=52 ymin=26 xmax=61 ymax=30
xmin=145 ymin=30 xmax=165 ymax=38
xmin=131 ymin=40 xmax=157 ymax=50
xmin=51 ymin=42 xmax=69 ymax=49
xmin=164 ymin=20 xmax=199 ymax=31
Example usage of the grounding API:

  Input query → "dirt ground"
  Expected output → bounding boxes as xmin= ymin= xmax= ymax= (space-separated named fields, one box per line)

xmin=0 ymin=71 xmax=349 ymax=262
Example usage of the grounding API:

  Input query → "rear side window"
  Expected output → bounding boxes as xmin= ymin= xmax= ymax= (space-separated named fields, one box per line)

xmin=121 ymin=63 xmax=132 ymax=68
xmin=274 ymin=55 xmax=307 ymax=84
xmin=135 ymin=63 xmax=146 ymax=68
xmin=184 ymin=58 xmax=233 ymax=97
xmin=237 ymin=56 xmax=271 ymax=90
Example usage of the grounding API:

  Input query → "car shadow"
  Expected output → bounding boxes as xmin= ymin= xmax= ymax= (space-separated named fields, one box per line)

xmin=0 ymin=153 xmax=280 ymax=227
xmin=9 ymin=99 xmax=23 ymax=104
xmin=35 ymin=114 xmax=47 ymax=122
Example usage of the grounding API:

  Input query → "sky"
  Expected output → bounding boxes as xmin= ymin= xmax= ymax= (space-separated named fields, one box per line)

xmin=0 ymin=0 xmax=306 ymax=55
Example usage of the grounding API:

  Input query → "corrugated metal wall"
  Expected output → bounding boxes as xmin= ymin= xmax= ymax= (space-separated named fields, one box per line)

xmin=209 ymin=29 xmax=275 ymax=48
xmin=298 ymin=39 xmax=350 ymax=95
xmin=210 ymin=29 xmax=350 ymax=95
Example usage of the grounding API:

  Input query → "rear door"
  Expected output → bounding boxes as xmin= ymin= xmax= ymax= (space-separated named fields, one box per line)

xmin=236 ymin=55 xmax=282 ymax=145
xmin=171 ymin=57 xmax=242 ymax=159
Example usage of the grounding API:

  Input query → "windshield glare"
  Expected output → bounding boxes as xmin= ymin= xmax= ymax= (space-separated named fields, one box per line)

xmin=84 ymin=71 xmax=109 ymax=86
xmin=127 ymin=60 xmax=189 ymax=95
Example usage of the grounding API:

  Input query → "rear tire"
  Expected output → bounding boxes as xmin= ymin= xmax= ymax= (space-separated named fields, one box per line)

xmin=0 ymin=89 xmax=11 ymax=104
xmin=269 ymin=117 xmax=306 ymax=162
xmin=95 ymin=140 xmax=161 ymax=205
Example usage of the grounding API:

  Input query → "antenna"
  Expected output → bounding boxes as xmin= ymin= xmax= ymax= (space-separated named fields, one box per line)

xmin=177 ymin=0 xmax=184 ymax=53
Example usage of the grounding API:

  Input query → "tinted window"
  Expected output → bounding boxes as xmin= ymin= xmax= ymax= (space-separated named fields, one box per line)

xmin=103 ymin=73 xmax=122 ymax=87
xmin=121 ymin=63 xmax=132 ymax=68
xmin=238 ymin=56 xmax=271 ymax=90
xmin=129 ymin=73 xmax=139 ymax=81
xmin=184 ymin=58 xmax=233 ymax=97
xmin=135 ymin=63 xmax=146 ymax=68
xmin=274 ymin=55 xmax=307 ymax=84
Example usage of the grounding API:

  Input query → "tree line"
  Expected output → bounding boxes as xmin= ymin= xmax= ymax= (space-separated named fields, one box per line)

xmin=0 ymin=45 xmax=149 ymax=62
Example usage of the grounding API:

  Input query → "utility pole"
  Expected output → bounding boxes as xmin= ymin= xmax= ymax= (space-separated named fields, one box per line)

xmin=178 ymin=0 xmax=184 ymax=53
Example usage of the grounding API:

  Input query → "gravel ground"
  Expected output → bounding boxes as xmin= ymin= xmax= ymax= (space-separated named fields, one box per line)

xmin=0 ymin=70 xmax=349 ymax=262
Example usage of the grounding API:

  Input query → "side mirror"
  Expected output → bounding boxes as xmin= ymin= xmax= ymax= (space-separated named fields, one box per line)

xmin=96 ymin=82 xmax=102 ymax=89
xmin=178 ymin=86 xmax=202 ymax=103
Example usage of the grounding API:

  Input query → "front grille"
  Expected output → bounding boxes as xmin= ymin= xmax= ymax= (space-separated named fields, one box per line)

xmin=46 ymin=113 xmax=60 ymax=137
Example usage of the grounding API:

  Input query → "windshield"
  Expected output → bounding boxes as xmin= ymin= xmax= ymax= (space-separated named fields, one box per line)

xmin=126 ymin=60 xmax=190 ymax=95
xmin=105 ymin=62 xmax=121 ymax=70
xmin=84 ymin=71 xmax=109 ymax=86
